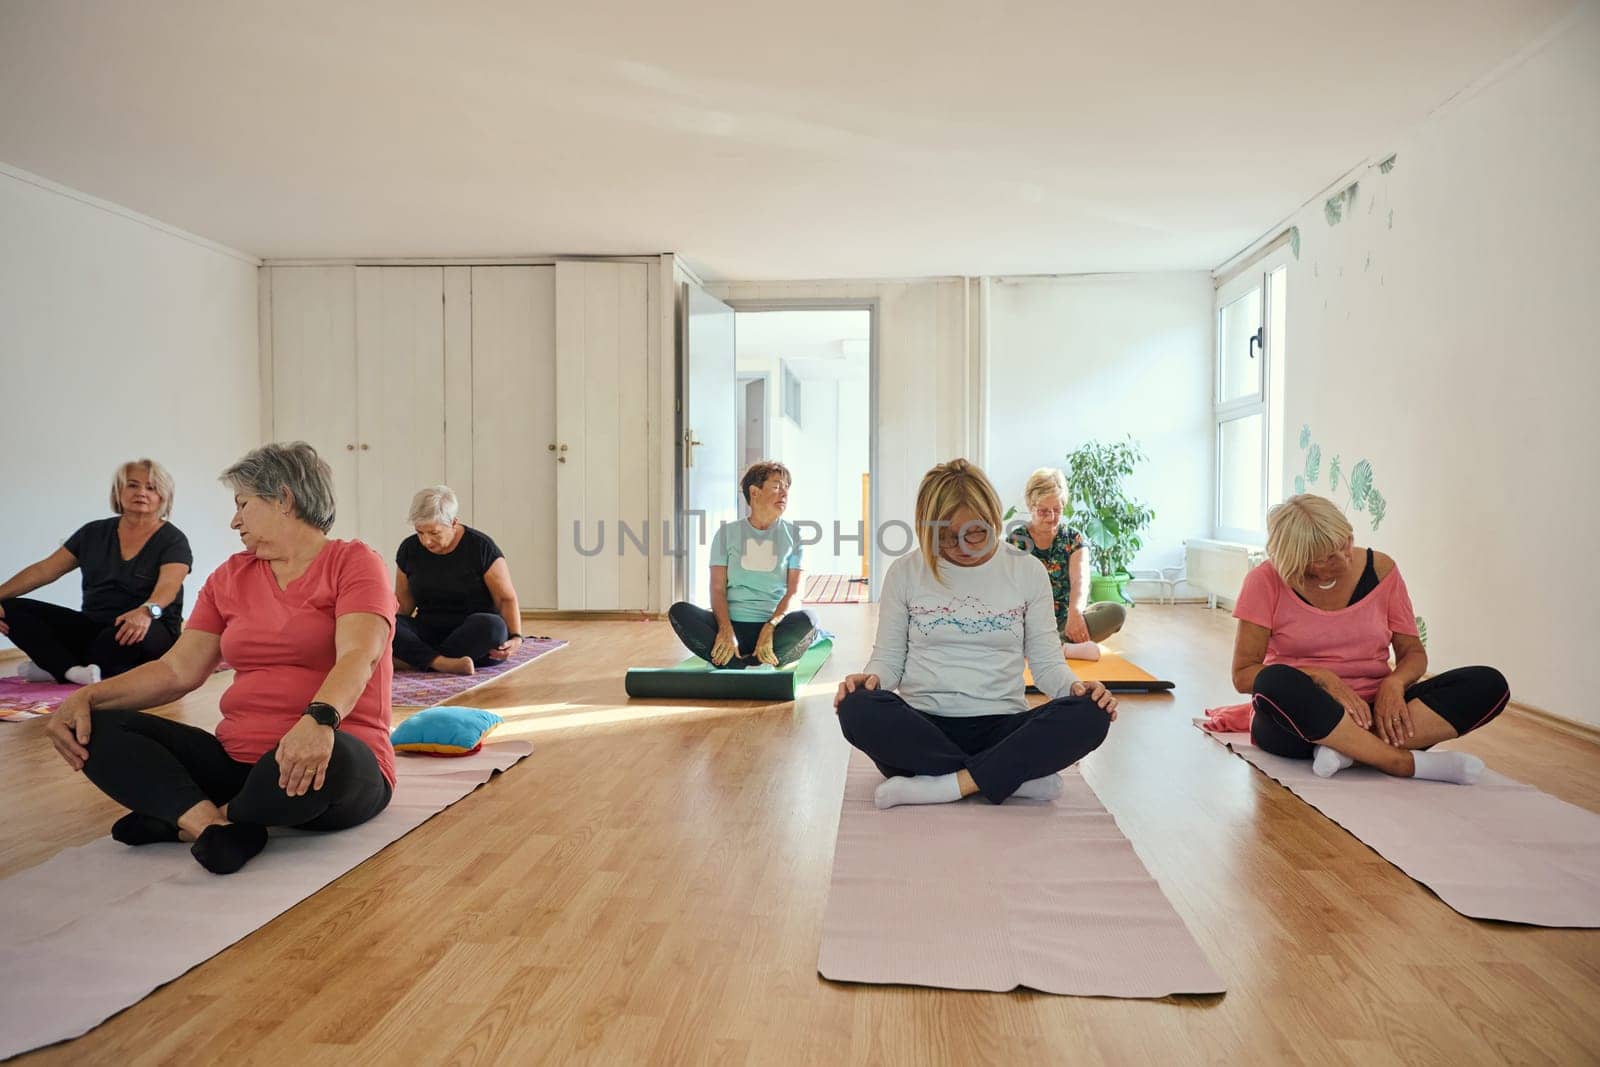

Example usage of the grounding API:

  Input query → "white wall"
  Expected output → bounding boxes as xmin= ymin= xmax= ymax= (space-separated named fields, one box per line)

xmin=0 ymin=165 xmax=260 ymax=644
xmin=986 ymin=273 xmax=1215 ymax=578
xmin=1263 ymin=7 xmax=1600 ymax=724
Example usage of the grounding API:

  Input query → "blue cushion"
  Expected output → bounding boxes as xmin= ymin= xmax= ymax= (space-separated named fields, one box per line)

xmin=391 ymin=705 xmax=503 ymax=756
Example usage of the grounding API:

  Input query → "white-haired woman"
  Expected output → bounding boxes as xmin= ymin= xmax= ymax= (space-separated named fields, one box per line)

xmin=0 ymin=459 xmax=192 ymax=684
xmin=834 ymin=459 xmax=1117 ymax=810
xmin=1005 ymin=466 xmax=1123 ymax=660
xmin=392 ymin=486 xmax=522 ymax=676
xmin=1231 ymin=494 xmax=1508 ymax=785
xmin=47 ymin=442 xmax=396 ymax=875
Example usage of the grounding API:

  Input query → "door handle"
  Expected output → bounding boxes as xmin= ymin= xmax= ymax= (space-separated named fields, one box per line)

xmin=684 ymin=429 xmax=701 ymax=468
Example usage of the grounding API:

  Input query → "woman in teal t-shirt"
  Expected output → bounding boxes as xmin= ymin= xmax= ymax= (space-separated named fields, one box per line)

xmin=668 ymin=461 xmax=819 ymax=669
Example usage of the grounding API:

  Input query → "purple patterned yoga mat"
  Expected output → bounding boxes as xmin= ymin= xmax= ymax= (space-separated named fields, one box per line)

xmin=390 ymin=636 xmax=567 ymax=706
xmin=0 ymin=677 xmax=81 ymax=721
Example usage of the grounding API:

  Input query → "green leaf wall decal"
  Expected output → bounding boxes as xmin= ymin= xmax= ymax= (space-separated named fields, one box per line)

xmin=1348 ymin=460 xmax=1373 ymax=510
xmin=1328 ymin=455 xmax=1342 ymax=493
xmin=1305 ymin=444 xmax=1321 ymax=484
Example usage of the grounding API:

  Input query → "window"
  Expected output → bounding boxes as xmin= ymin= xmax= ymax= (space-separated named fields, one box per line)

xmin=1214 ymin=245 xmax=1290 ymax=543
xmin=782 ymin=363 xmax=802 ymax=427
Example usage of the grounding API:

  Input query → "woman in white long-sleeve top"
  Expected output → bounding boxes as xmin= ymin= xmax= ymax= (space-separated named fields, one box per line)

xmin=833 ymin=458 xmax=1118 ymax=810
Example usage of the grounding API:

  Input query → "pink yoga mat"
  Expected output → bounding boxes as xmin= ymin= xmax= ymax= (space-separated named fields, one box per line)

xmin=818 ymin=750 xmax=1226 ymax=997
xmin=1201 ymin=728 xmax=1600 ymax=927
xmin=0 ymin=676 xmax=80 ymax=721
xmin=0 ymin=742 xmax=532 ymax=1058
xmin=390 ymin=637 xmax=566 ymax=706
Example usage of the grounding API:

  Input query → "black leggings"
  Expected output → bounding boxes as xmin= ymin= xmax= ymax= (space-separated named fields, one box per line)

xmin=81 ymin=708 xmax=392 ymax=831
xmin=393 ymin=613 xmax=508 ymax=670
xmin=667 ymin=602 xmax=819 ymax=668
xmin=1250 ymin=663 xmax=1510 ymax=760
xmin=0 ymin=597 xmax=175 ymax=682
xmin=837 ymin=688 xmax=1111 ymax=804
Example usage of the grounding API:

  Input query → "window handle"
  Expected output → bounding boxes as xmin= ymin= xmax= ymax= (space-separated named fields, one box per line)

xmin=1249 ymin=327 xmax=1263 ymax=360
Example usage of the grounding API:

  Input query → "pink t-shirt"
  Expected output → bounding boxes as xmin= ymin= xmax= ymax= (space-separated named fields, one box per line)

xmin=187 ymin=540 xmax=398 ymax=786
xmin=1233 ymin=559 xmax=1418 ymax=701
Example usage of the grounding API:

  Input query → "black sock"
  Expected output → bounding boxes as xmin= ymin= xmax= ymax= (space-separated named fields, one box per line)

xmin=111 ymin=812 xmax=180 ymax=846
xmin=190 ymin=823 xmax=268 ymax=875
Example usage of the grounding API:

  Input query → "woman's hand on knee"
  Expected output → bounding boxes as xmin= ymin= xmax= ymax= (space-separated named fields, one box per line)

xmin=47 ymin=692 xmax=93 ymax=770
xmin=1070 ymin=680 xmax=1118 ymax=721
xmin=275 ymin=716 xmax=336 ymax=797
xmin=834 ymin=673 xmax=880 ymax=710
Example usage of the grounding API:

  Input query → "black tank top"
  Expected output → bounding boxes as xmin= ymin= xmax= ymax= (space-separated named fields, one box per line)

xmin=1295 ymin=548 xmax=1379 ymax=607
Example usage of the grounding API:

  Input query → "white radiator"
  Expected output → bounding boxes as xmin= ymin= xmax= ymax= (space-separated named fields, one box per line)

xmin=1185 ymin=539 xmax=1266 ymax=608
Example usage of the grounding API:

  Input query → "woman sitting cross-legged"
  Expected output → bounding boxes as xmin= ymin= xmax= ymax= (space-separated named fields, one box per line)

xmin=1231 ymin=494 xmax=1509 ymax=784
xmin=1005 ymin=465 xmax=1124 ymax=661
xmin=0 ymin=458 xmax=191 ymax=685
xmin=46 ymin=442 xmax=398 ymax=875
xmin=834 ymin=458 xmax=1118 ymax=810
xmin=668 ymin=460 xmax=819 ymax=669
xmin=392 ymin=485 xmax=524 ymax=676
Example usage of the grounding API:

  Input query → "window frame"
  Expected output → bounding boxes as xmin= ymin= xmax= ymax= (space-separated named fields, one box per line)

xmin=1214 ymin=245 xmax=1291 ymax=544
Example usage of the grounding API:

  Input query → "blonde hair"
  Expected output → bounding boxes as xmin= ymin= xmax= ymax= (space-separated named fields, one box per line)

xmin=110 ymin=459 xmax=175 ymax=520
xmin=1022 ymin=467 xmax=1068 ymax=510
xmin=1266 ymin=494 xmax=1353 ymax=585
xmin=914 ymin=458 xmax=1004 ymax=582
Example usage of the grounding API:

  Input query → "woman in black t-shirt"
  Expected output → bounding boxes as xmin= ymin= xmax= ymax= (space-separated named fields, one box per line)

xmin=0 ymin=459 xmax=192 ymax=684
xmin=392 ymin=486 xmax=524 ymax=675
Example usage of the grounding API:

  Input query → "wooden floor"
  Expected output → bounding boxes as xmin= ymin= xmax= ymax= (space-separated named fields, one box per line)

xmin=5 ymin=605 xmax=1599 ymax=1065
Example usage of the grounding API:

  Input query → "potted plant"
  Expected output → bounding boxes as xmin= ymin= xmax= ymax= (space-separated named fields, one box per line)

xmin=1064 ymin=437 xmax=1155 ymax=605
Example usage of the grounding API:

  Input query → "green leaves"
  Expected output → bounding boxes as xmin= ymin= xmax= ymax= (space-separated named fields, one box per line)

xmin=1415 ymin=616 xmax=1429 ymax=648
xmin=1367 ymin=487 xmax=1387 ymax=529
xmin=1328 ymin=455 xmax=1342 ymax=493
xmin=1299 ymin=424 xmax=1311 ymax=450
xmin=1305 ymin=444 xmax=1321 ymax=485
xmin=1348 ymin=460 xmax=1373 ymax=510
xmin=1294 ymin=475 xmax=1306 ymax=494
xmin=1065 ymin=437 xmax=1154 ymax=578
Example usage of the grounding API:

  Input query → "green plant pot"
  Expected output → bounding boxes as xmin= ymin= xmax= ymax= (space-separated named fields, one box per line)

xmin=1089 ymin=572 xmax=1134 ymax=606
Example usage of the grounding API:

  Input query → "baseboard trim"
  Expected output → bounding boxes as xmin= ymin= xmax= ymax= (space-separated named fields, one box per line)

xmin=1516 ymin=702 xmax=1600 ymax=746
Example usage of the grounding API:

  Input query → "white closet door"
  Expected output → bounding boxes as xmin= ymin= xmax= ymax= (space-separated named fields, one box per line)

xmin=470 ymin=266 xmax=558 ymax=610
xmin=355 ymin=267 xmax=446 ymax=563
xmin=269 ymin=266 xmax=359 ymax=540
xmin=555 ymin=261 xmax=651 ymax=610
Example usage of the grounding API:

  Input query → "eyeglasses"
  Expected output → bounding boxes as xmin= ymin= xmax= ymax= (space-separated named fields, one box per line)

xmin=934 ymin=524 xmax=993 ymax=549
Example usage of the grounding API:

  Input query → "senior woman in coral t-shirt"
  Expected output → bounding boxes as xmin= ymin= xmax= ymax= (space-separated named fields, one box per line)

xmin=47 ymin=442 xmax=397 ymax=875
xmin=1230 ymin=494 xmax=1508 ymax=785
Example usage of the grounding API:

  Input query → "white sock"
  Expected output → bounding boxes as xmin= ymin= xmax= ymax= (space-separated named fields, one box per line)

xmin=874 ymin=773 xmax=964 ymax=810
xmin=64 ymin=664 xmax=101 ymax=686
xmin=1011 ymin=774 xmax=1064 ymax=801
xmin=1311 ymin=745 xmax=1354 ymax=779
xmin=15 ymin=660 xmax=54 ymax=683
xmin=1062 ymin=641 xmax=1102 ymax=662
xmin=1410 ymin=750 xmax=1484 ymax=786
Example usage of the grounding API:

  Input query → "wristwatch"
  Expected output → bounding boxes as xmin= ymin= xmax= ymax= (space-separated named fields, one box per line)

xmin=303 ymin=702 xmax=342 ymax=730
xmin=143 ymin=602 xmax=163 ymax=620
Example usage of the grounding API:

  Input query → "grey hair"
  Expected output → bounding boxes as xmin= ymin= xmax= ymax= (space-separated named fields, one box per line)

xmin=408 ymin=485 xmax=459 ymax=527
xmin=220 ymin=442 xmax=336 ymax=533
xmin=111 ymin=459 xmax=176 ymax=520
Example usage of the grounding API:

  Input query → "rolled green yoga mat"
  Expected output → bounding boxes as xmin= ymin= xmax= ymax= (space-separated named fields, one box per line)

xmin=625 ymin=637 xmax=833 ymax=700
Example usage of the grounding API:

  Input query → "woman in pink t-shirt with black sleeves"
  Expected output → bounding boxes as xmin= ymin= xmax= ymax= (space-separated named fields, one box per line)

xmin=47 ymin=443 xmax=398 ymax=875
xmin=1230 ymin=495 xmax=1509 ymax=785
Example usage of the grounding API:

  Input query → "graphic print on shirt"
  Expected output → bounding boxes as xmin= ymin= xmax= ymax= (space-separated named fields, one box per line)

xmin=742 ymin=536 xmax=778 ymax=574
xmin=908 ymin=594 xmax=1025 ymax=637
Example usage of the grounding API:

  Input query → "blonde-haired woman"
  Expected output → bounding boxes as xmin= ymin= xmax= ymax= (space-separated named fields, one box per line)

xmin=393 ymin=486 xmax=524 ymax=675
xmin=0 ymin=459 xmax=191 ymax=684
xmin=1006 ymin=466 xmax=1125 ymax=659
xmin=834 ymin=459 xmax=1117 ymax=809
xmin=1231 ymin=494 xmax=1508 ymax=784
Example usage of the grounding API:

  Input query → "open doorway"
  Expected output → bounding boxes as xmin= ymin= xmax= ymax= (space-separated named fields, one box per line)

xmin=732 ymin=307 xmax=872 ymax=605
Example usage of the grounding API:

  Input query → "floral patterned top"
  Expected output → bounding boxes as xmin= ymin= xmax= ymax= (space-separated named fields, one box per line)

xmin=1006 ymin=524 xmax=1086 ymax=627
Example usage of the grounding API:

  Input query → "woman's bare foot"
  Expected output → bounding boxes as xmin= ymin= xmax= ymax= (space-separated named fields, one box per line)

xmin=431 ymin=655 xmax=476 ymax=676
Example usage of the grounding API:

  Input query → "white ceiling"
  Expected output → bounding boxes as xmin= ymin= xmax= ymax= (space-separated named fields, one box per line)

xmin=0 ymin=0 xmax=1577 ymax=279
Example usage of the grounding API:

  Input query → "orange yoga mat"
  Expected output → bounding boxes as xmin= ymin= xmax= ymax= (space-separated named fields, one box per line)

xmin=1025 ymin=653 xmax=1173 ymax=693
